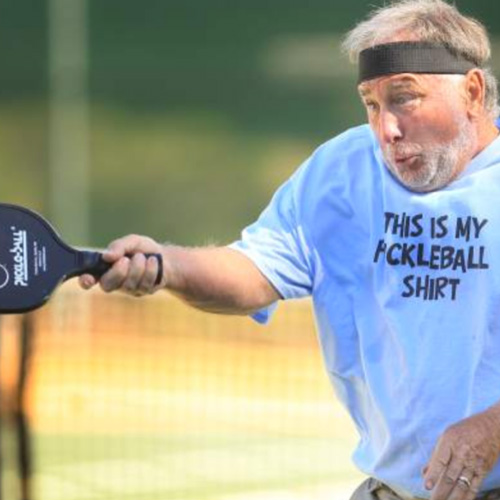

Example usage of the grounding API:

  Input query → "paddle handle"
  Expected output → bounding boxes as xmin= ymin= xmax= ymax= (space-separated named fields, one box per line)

xmin=77 ymin=251 xmax=163 ymax=286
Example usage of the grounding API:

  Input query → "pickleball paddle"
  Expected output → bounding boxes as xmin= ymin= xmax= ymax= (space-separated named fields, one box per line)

xmin=0 ymin=203 xmax=163 ymax=314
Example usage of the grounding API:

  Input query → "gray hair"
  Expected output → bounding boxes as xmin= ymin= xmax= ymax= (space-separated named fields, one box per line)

xmin=342 ymin=0 xmax=499 ymax=118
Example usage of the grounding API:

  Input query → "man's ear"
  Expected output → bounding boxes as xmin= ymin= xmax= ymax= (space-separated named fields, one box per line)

xmin=464 ymin=69 xmax=486 ymax=119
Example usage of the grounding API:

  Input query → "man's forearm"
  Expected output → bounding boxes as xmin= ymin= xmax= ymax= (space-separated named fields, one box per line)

xmin=161 ymin=245 xmax=280 ymax=315
xmin=80 ymin=235 xmax=279 ymax=314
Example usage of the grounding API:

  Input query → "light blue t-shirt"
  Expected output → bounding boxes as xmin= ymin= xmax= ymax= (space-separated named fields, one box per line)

xmin=230 ymin=124 xmax=500 ymax=498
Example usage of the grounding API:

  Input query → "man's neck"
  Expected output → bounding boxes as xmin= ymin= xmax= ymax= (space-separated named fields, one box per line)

xmin=474 ymin=119 xmax=500 ymax=158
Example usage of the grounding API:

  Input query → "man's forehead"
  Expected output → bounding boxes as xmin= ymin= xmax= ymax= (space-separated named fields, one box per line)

xmin=358 ymin=74 xmax=425 ymax=96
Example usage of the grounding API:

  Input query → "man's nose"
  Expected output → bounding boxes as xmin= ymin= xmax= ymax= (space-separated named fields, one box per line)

xmin=378 ymin=110 xmax=403 ymax=144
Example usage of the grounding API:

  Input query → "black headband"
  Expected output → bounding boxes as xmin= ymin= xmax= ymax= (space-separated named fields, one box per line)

xmin=358 ymin=41 xmax=477 ymax=83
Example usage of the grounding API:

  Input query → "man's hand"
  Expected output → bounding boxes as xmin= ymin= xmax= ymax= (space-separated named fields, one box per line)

xmin=79 ymin=235 xmax=166 ymax=296
xmin=423 ymin=408 xmax=500 ymax=500
xmin=79 ymin=235 xmax=280 ymax=314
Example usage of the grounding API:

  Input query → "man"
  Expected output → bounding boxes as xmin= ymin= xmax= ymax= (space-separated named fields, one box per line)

xmin=79 ymin=1 xmax=500 ymax=499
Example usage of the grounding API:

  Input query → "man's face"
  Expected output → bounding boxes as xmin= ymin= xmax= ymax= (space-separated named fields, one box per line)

xmin=358 ymin=73 xmax=475 ymax=192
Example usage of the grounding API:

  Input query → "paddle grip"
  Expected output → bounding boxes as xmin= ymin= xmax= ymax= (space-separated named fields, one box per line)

xmin=79 ymin=251 xmax=163 ymax=286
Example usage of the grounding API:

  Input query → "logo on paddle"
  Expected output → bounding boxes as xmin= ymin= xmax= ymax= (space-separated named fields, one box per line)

xmin=10 ymin=227 xmax=28 ymax=287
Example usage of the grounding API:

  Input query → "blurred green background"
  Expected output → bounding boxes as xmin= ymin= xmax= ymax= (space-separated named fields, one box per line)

xmin=1 ymin=0 xmax=500 ymax=247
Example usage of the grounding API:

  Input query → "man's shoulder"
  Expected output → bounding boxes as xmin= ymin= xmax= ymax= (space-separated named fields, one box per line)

xmin=301 ymin=123 xmax=379 ymax=182
xmin=287 ymin=124 xmax=380 ymax=206
xmin=317 ymin=123 xmax=376 ymax=159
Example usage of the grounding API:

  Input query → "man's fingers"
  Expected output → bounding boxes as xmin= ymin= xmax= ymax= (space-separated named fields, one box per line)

xmin=79 ymin=274 xmax=97 ymax=289
xmin=449 ymin=472 xmax=484 ymax=500
xmin=82 ymin=235 xmax=164 ymax=296
xmin=100 ymin=253 xmax=161 ymax=296
xmin=138 ymin=255 xmax=162 ymax=292
xmin=101 ymin=249 xmax=122 ymax=263
xmin=425 ymin=410 xmax=500 ymax=500
xmin=463 ymin=474 xmax=484 ymax=500
xmin=99 ymin=256 xmax=130 ymax=292
xmin=430 ymin=456 xmax=464 ymax=500
xmin=448 ymin=470 xmax=475 ymax=500
xmin=425 ymin=444 xmax=452 ymax=490
xmin=122 ymin=254 xmax=147 ymax=293
xmin=103 ymin=237 xmax=136 ymax=262
xmin=106 ymin=235 xmax=159 ymax=261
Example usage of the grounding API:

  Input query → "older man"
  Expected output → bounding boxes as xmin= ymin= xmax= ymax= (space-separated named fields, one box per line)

xmin=80 ymin=1 xmax=500 ymax=499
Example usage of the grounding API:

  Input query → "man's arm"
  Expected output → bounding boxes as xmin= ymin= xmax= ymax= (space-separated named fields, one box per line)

xmin=79 ymin=234 xmax=281 ymax=315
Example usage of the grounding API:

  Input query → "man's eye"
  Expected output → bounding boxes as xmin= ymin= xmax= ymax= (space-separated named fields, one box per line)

xmin=393 ymin=94 xmax=416 ymax=105
xmin=365 ymin=101 xmax=378 ymax=111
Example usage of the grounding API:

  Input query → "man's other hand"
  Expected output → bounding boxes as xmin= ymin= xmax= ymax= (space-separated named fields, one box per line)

xmin=423 ymin=408 xmax=500 ymax=500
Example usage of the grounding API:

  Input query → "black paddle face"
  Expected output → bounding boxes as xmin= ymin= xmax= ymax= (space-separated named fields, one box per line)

xmin=0 ymin=203 xmax=79 ymax=313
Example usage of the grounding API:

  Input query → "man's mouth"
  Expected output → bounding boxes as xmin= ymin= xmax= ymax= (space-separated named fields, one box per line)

xmin=394 ymin=154 xmax=421 ymax=168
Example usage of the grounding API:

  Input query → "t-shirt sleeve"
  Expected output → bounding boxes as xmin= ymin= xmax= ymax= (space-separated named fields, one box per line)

xmin=229 ymin=161 xmax=314 ymax=323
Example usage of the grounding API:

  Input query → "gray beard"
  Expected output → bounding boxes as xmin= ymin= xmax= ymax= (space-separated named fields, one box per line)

xmin=383 ymin=119 xmax=474 ymax=192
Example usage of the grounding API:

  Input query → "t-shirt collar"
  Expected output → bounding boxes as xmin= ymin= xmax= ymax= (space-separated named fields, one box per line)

xmin=457 ymin=122 xmax=500 ymax=179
